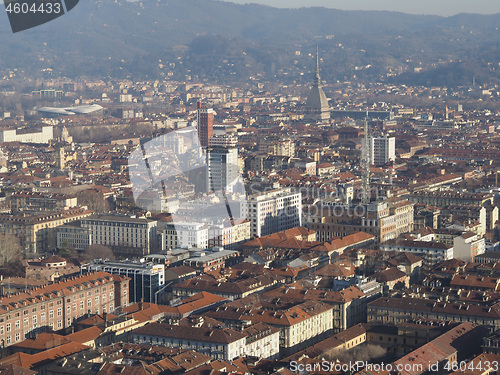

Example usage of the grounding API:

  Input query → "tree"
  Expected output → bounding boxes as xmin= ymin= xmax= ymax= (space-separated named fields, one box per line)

xmin=58 ymin=239 xmax=76 ymax=259
xmin=0 ymin=233 xmax=23 ymax=267
xmin=81 ymin=244 xmax=115 ymax=262
xmin=77 ymin=189 xmax=111 ymax=213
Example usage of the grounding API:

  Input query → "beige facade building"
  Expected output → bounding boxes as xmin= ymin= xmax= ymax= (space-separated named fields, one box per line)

xmin=307 ymin=199 xmax=414 ymax=243
xmin=368 ymin=297 xmax=500 ymax=331
xmin=0 ymin=207 xmax=92 ymax=255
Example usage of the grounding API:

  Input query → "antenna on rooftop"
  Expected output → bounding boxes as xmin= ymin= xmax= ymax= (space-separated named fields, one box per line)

xmin=361 ymin=111 xmax=370 ymax=205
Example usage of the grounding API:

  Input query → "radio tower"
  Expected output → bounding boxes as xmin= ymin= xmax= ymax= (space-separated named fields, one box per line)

xmin=361 ymin=112 xmax=370 ymax=205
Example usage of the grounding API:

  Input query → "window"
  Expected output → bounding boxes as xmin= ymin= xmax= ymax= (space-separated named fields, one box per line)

xmin=49 ymin=310 xmax=54 ymax=319
xmin=80 ymin=301 xmax=84 ymax=310
xmin=15 ymin=333 xmax=20 ymax=342
xmin=87 ymin=299 xmax=92 ymax=307
xmin=57 ymin=307 xmax=62 ymax=317
xmin=33 ymin=316 xmax=37 ymax=324
xmin=95 ymin=296 xmax=99 ymax=305
xmin=41 ymin=313 xmax=45 ymax=322
xmin=58 ymin=320 xmax=62 ymax=328
xmin=6 ymin=323 xmax=10 ymax=332
xmin=0 ymin=326 xmax=3 ymax=335
xmin=15 ymin=321 xmax=20 ymax=330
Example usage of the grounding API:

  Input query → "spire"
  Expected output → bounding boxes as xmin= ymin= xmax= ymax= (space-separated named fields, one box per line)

xmin=314 ymin=43 xmax=321 ymax=86
xmin=305 ymin=43 xmax=330 ymax=123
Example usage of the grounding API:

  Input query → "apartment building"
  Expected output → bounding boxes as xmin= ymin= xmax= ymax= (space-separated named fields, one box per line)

xmin=409 ymin=190 xmax=494 ymax=208
xmin=410 ymin=190 xmax=498 ymax=231
xmin=9 ymin=192 xmax=78 ymax=212
xmin=368 ymin=297 xmax=500 ymax=331
xmin=80 ymin=215 xmax=158 ymax=256
xmin=182 ymin=247 xmax=239 ymax=273
xmin=263 ymin=285 xmax=367 ymax=333
xmin=453 ymin=231 xmax=486 ymax=261
xmin=0 ymin=126 xmax=53 ymax=144
xmin=172 ymin=272 xmax=279 ymax=300
xmin=243 ymin=323 xmax=280 ymax=360
xmin=132 ymin=323 xmax=247 ymax=360
xmin=207 ymin=219 xmax=250 ymax=249
xmin=57 ymin=224 xmax=91 ymax=251
xmin=0 ymin=207 xmax=92 ymax=255
xmin=205 ymin=298 xmax=334 ymax=356
xmin=241 ymin=188 xmax=302 ymax=238
xmin=0 ymin=271 xmax=129 ymax=348
xmin=307 ymin=200 xmax=413 ymax=243
xmin=380 ymin=239 xmax=454 ymax=268
xmin=163 ymin=222 xmax=208 ymax=250
xmin=258 ymin=136 xmax=295 ymax=157
xmin=392 ymin=322 xmax=488 ymax=375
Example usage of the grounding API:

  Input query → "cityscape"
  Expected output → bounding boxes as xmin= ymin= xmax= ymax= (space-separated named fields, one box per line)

xmin=0 ymin=1 xmax=500 ymax=374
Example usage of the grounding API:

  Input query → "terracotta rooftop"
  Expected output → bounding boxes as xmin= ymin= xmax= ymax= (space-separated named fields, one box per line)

xmin=0 ymin=342 xmax=90 ymax=369
xmin=10 ymin=333 xmax=70 ymax=351
xmin=133 ymin=323 xmax=247 ymax=344
xmin=393 ymin=322 xmax=488 ymax=375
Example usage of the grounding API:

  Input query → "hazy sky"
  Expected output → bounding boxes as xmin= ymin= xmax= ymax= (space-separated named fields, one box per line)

xmin=225 ymin=0 xmax=500 ymax=16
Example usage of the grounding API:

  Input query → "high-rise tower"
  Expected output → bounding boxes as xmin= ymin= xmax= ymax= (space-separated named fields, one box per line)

xmin=197 ymin=102 xmax=214 ymax=148
xmin=305 ymin=45 xmax=330 ymax=124
xmin=207 ymin=146 xmax=239 ymax=193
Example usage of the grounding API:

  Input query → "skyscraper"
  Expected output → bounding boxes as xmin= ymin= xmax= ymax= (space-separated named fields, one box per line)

xmin=197 ymin=102 xmax=214 ymax=148
xmin=207 ymin=146 xmax=239 ymax=193
xmin=369 ymin=136 xmax=396 ymax=166
xmin=305 ymin=45 xmax=330 ymax=123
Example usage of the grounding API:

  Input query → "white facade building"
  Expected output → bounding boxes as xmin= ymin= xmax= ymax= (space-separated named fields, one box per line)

xmin=453 ymin=232 xmax=486 ymax=261
xmin=132 ymin=323 xmax=247 ymax=360
xmin=163 ymin=222 xmax=208 ymax=250
xmin=242 ymin=323 xmax=280 ymax=360
xmin=208 ymin=134 xmax=238 ymax=148
xmin=57 ymin=224 xmax=91 ymax=250
xmin=370 ymin=136 xmax=395 ymax=166
xmin=241 ymin=188 xmax=302 ymax=238
xmin=207 ymin=146 xmax=239 ymax=193
xmin=380 ymin=239 xmax=454 ymax=266
xmin=80 ymin=215 xmax=158 ymax=255
xmin=0 ymin=126 xmax=54 ymax=144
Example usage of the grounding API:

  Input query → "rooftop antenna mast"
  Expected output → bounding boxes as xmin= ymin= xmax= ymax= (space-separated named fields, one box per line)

xmin=361 ymin=111 xmax=370 ymax=205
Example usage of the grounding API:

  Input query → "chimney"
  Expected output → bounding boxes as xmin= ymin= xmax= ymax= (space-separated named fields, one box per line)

xmin=197 ymin=101 xmax=202 ymax=109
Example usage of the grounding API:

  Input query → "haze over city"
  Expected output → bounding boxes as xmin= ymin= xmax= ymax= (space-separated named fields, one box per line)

xmin=0 ymin=0 xmax=500 ymax=374
xmin=226 ymin=0 xmax=500 ymax=16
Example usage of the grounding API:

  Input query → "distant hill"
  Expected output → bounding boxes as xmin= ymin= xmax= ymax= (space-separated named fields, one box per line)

xmin=1 ymin=0 xmax=500 ymax=85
